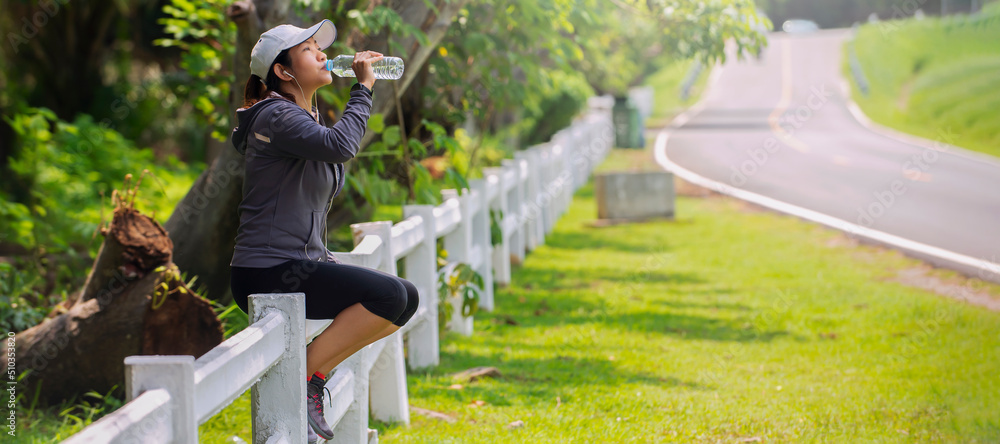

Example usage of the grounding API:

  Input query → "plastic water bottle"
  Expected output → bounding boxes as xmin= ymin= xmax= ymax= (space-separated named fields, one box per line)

xmin=325 ymin=55 xmax=404 ymax=80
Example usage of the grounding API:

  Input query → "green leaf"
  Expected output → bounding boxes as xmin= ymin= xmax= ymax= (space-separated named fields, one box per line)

xmin=368 ymin=113 xmax=385 ymax=133
xmin=444 ymin=168 xmax=469 ymax=193
xmin=408 ymin=138 xmax=427 ymax=158
xmin=382 ymin=125 xmax=401 ymax=147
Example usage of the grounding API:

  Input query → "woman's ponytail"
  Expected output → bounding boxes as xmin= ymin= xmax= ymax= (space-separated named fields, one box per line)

xmin=242 ymin=74 xmax=268 ymax=108
xmin=240 ymin=48 xmax=296 ymax=109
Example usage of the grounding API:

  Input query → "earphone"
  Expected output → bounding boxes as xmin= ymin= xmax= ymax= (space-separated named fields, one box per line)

xmin=280 ymin=68 xmax=318 ymax=124
xmin=278 ymin=68 xmax=325 ymax=260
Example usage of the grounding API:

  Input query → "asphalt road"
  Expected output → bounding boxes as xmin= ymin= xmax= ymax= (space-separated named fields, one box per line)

xmin=660 ymin=30 xmax=1000 ymax=275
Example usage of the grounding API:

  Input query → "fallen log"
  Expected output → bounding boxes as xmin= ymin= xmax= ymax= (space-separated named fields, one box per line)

xmin=7 ymin=174 xmax=223 ymax=406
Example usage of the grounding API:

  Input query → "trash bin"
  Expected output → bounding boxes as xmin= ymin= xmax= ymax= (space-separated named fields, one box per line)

xmin=612 ymin=96 xmax=644 ymax=148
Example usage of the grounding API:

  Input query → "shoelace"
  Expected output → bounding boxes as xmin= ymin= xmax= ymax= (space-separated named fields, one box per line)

xmin=310 ymin=385 xmax=332 ymax=409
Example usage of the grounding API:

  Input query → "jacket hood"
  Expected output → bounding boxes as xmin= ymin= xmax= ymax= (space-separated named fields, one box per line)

xmin=231 ymin=92 xmax=292 ymax=155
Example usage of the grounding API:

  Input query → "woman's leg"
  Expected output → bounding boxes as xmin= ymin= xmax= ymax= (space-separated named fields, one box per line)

xmin=306 ymin=303 xmax=396 ymax=376
xmin=308 ymin=275 xmax=420 ymax=375
xmin=289 ymin=261 xmax=411 ymax=376
xmin=310 ymin=319 xmax=400 ymax=376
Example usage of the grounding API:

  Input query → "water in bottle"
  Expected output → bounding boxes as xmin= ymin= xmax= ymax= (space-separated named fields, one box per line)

xmin=325 ymin=54 xmax=404 ymax=80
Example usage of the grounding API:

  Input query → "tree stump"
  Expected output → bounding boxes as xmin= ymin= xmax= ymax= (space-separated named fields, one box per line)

xmin=6 ymin=181 xmax=223 ymax=406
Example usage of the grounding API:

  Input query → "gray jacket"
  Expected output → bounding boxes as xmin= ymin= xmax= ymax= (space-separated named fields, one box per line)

xmin=229 ymin=88 xmax=373 ymax=268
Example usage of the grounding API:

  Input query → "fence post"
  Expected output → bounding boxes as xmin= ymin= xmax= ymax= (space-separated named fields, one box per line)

xmin=399 ymin=207 xmax=441 ymax=369
xmin=525 ymin=148 xmax=547 ymax=249
xmin=502 ymin=159 xmax=526 ymax=265
xmin=469 ymin=179 xmax=495 ymax=312
xmin=350 ymin=221 xmax=411 ymax=425
xmin=248 ymin=292 xmax=306 ymax=444
xmin=330 ymin=353 xmax=368 ymax=443
xmin=123 ymin=355 xmax=195 ymax=444
xmin=556 ymin=142 xmax=572 ymax=217
xmin=563 ymin=139 xmax=575 ymax=211
xmin=352 ymin=221 xmax=396 ymax=273
xmin=569 ymin=127 xmax=589 ymax=191
xmin=581 ymin=119 xmax=597 ymax=183
xmin=441 ymin=189 xmax=475 ymax=336
xmin=599 ymin=108 xmax=614 ymax=167
xmin=483 ymin=167 xmax=511 ymax=286
xmin=539 ymin=146 xmax=557 ymax=235
xmin=368 ymin=330 xmax=409 ymax=425
xmin=516 ymin=151 xmax=538 ymax=252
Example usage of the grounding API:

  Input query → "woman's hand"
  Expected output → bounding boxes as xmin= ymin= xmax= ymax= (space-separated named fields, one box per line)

xmin=352 ymin=50 xmax=384 ymax=91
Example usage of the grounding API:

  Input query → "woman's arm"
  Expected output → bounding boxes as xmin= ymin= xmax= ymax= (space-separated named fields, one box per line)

xmin=266 ymin=89 xmax=373 ymax=163
xmin=266 ymin=51 xmax=383 ymax=164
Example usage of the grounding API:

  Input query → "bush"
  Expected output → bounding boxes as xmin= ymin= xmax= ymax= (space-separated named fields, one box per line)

xmin=2 ymin=106 xmax=200 ymax=256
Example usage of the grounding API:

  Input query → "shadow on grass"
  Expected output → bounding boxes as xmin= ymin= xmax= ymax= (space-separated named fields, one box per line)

xmin=484 ymin=304 xmax=794 ymax=343
xmin=497 ymin=267 xmax=796 ymax=343
xmin=574 ymin=185 xmax=595 ymax=199
xmin=513 ymin=267 xmax=704 ymax=289
xmin=655 ymin=295 xmax=753 ymax=312
xmin=541 ymin=227 xmax=680 ymax=253
xmin=422 ymin=348 xmax=711 ymax=407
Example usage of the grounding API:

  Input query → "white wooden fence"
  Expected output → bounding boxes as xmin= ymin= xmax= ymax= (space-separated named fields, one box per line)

xmin=63 ymin=96 xmax=616 ymax=444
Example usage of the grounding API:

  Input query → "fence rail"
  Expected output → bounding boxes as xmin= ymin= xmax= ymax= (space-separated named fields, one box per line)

xmin=63 ymin=94 xmax=618 ymax=444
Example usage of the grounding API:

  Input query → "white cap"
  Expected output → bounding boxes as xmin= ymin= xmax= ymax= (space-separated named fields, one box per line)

xmin=250 ymin=19 xmax=336 ymax=81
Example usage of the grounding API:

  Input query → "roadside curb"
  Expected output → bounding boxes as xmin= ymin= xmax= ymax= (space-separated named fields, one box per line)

xmin=837 ymin=79 xmax=1000 ymax=168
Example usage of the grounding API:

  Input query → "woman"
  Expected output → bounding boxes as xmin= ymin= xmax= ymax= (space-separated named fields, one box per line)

xmin=228 ymin=19 xmax=418 ymax=442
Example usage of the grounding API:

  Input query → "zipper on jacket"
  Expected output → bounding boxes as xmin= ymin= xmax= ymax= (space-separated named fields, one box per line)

xmin=319 ymin=167 xmax=337 ymax=262
xmin=305 ymin=166 xmax=338 ymax=263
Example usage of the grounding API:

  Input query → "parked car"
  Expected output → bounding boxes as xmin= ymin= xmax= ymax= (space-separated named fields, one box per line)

xmin=782 ymin=19 xmax=819 ymax=33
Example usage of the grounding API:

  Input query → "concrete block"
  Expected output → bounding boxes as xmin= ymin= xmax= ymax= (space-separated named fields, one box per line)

xmin=595 ymin=172 xmax=675 ymax=221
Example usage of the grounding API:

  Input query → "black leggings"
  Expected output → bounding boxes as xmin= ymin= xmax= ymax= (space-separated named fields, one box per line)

xmin=230 ymin=259 xmax=419 ymax=326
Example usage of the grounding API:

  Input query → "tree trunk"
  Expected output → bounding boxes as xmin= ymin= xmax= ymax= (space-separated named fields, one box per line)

xmin=165 ymin=0 xmax=469 ymax=302
xmin=161 ymin=0 xmax=290 ymax=303
xmin=9 ymin=203 xmax=223 ymax=406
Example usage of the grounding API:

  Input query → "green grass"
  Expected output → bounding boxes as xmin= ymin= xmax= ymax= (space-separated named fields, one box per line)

xmin=593 ymin=140 xmax=663 ymax=175
xmin=7 ymin=386 xmax=124 ymax=443
xmin=848 ymin=3 xmax=1000 ymax=158
xmin=643 ymin=59 xmax=709 ymax=129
